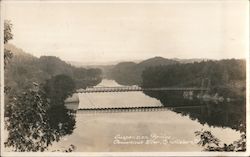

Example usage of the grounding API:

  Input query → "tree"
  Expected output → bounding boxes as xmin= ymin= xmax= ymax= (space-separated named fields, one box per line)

xmin=4 ymin=20 xmax=13 ymax=44
xmin=195 ymin=128 xmax=246 ymax=151
xmin=5 ymin=83 xmax=76 ymax=152
xmin=4 ymin=20 xmax=13 ymax=66
xmin=43 ymin=74 xmax=76 ymax=106
xmin=5 ymin=85 xmax=58 ymax=151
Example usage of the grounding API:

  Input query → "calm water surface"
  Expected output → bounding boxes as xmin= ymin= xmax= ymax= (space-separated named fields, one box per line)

xmin=50 ymin=79 xmax=241 ymax=152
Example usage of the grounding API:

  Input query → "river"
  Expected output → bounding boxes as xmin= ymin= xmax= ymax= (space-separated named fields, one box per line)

xmin=50 ymin=79 xmax=242 ymax=152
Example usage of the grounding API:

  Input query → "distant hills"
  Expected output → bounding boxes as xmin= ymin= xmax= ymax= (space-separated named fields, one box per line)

xmin=108 ymin=57 xmax=179 ymax=85
xmin=68 ymin=56 xmax=208 ymax=85
xmin=4 ymin=44 xmax=102 ymax=94
xmin=138 ymin=56 xmax=178 ymax=67
xmin=69 ymin=56 xmax=208 ymax=68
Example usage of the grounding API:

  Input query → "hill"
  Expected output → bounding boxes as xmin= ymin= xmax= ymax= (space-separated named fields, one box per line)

xmin=5 ymin=44 xmax=34 ymax=58
xmin=138 ymin=56 xmax=178 ymax=67
xmin=5 ymin=44 xmax=102 ymax=94
xmin=109 ymin=57 xmax=178 ymax=85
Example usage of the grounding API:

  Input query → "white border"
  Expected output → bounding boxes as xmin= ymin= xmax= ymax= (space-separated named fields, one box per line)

xmin=0 ymin=1 xmax=5 ymax=156
xmin=0 ymin=0 xmax=248 ymax=4
xmin=0 ymin=0 xmax=249 ymax=156
xmin=246 ymin=0 xmax=250 ymax=154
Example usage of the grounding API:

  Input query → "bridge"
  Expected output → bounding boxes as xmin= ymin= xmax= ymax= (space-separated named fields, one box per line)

xmin=76 ymin=86 xmax=209 ymax=93
xmin=77 ymin=105 xmax=205 ymax=114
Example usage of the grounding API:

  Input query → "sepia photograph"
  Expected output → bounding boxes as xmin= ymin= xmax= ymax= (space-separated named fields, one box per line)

xmin=1 ymin=0 xmax=249 ymax=156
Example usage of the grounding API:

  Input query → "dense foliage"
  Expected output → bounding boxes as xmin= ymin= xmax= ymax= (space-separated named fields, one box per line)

xmin=5 ymin=86 xmax=57 ymax=151
xmin=142 ymin=59 xmax=246 ymax=98
xmin=5 ymin=82 xmax=77 ymax=152
xmin=195 ymin=128 xmax=246 ymax=151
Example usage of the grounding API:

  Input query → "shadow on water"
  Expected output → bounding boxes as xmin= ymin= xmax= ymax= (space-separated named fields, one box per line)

xmin=143 ymin=90 xmax=246 ymax=131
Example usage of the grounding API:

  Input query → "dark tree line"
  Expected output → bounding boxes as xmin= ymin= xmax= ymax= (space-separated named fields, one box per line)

xmin=142 ymin=59 xmax=246 ymax=99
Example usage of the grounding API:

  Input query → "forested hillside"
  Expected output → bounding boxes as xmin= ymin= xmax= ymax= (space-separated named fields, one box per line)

xmin=142 ymin=59 xmax=246 ymax=98
xmin=5 ymin=44 xmax=102 ymax=95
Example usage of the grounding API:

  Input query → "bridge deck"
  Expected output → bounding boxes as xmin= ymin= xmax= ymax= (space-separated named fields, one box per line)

xmin=77 ymin=87 xmax=209 ymax=93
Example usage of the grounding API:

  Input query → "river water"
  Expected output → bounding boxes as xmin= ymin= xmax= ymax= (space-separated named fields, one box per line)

xmin=50 ymin=79 xmax=241 ymax=152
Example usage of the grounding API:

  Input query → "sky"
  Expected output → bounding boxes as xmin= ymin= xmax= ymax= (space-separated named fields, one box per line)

xmin=2 ymin=0 xmax=249 ymax=64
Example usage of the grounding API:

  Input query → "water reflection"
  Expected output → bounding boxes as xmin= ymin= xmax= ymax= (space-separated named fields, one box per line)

xmin=143 ymin=91 xmax=246 ymax=131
